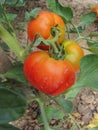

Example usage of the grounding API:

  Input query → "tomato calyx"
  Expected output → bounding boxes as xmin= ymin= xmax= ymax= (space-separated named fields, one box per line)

xmin=26 ymin=25 xmax=66 ymax=60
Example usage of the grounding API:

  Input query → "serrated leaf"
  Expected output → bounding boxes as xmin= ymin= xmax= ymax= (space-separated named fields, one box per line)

xmin=55 ymin=97 xmax=73 ymax=113
xmin=0 ymin=42 xmax=9 ymax=51
xmin=0 ymin=88 xmax=27 ymax=124
xmin=45 ymin=106 xmax=64 ymax=120
xmin=87 ymin=39 xmax=98 ymax=48
xmin=25 ymin=8 xmax=41 ymax=21
xmin=4 ymin=64 xmax=29 ymax=85
xmin=80 ymin=12 xmax=96 ymax=27
xmin=89 ymin=43 xmax=98 ymax=54
xmin=46 ymin=0 xmax=57 ymax=12
xmin=67 ymin=26 xmax=85 ymax=33
xmin=5 ymin=13 xmax=17 ymax=22
xmin=0 ymin=0 xmax=27 ymax=7
xmin=70 ymin=125 xmax=77 ymax=130
xmin=66 ymin=54 xmax=98 ymax=99
xmin=46 ymin=0 xmax=73 ymax=22
xmin=0 ymin=124 xmax=20 ymax=130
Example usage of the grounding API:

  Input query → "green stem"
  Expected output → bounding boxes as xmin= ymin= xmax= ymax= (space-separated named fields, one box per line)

xmin=66 ymin=24 xmax=70 ymax=39
xmin=89 ymin=32 xmax=98 ymax=37
xmin=75 ymin=36 xmax=89 ymax=41
xmin=0 ymin=4 xmax=16 ymax=38
xmin=70 ymin=22 xmax=81 ymax=37
xmin=14 ymin=0 xmax=20 ymax=6
xmin=49 ymin=28 xmax=60 ymax=53
xmin=68 ymin=114 xmax=83 ymax=130
xmin=0 ymin=24 xmax=25 ymax=62
xmin=37 ymin=94 xmax=53 ymax=130
xmin=48 ymin=40 xmax=59 ymax=53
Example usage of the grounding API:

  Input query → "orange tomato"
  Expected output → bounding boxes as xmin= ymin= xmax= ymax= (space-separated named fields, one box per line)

xmin=91 ymin=6 xmax=98 ymax=18
xmin=27 ymin=11 xmax=66 ymax=50
xmin=63 ymin=40 xmax=84 ymax=71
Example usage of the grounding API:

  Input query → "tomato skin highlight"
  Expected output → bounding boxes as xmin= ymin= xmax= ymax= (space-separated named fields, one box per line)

xmin=63 ymin=40 xmax=84 ymax=71
xmin=27 ymin=11 xmax=65 ymax=50
xmin=91 ymin=6 xmax=98 ymax=18
xmin=23 ymin=51 xmax=75 ymax=96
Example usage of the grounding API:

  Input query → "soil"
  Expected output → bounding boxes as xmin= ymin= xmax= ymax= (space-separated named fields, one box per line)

xmin=5 ymin=0 xmax=98 ymax=130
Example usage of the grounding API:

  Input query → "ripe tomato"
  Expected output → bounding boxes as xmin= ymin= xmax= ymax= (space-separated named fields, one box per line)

xmin=27 ymin=11 xmax=66 ymax=50
xmin=24 ymin=51 xmax=75 ymax=96
xmin=63 ymin=40 xmax=84 ymax=71
xmin=91 ymin=6 xmax=98 ymax=18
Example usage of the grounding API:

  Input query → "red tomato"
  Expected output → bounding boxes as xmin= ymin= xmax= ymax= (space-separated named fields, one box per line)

xmin=91 ymin=6 xmax=98 ymax=18
xmin=23 ymin=51 xmax=75 ymax=96
xmin=27 ymin=11 xmax=66 ymax=50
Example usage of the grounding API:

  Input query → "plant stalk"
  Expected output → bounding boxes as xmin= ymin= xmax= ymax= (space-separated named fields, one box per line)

xmin=37 ymin=96 xmax=53 ymax=130
xmin=0 ymin=24 xmax=25 ymax=62
xmin=68 ymin=114 xmax=83 ymax=130
xmin=0 ymin=4 xmax=16 ymax=38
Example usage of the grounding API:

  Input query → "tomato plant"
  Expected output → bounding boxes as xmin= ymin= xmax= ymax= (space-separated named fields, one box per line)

xmin=91 ymin=6 xmax=98 ymax=18
xmin=24 ymin=51 xmax=75 ymax=96
xmin=0 ymin=0 xmax=98 ymax=130
xmin=27 ymin=11 xmax=65 ymax=50
xmin=63 ymin=40 xmax=84 ymax=71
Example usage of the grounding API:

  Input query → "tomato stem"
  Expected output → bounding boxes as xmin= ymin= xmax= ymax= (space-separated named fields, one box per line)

xmin=0 ymin=4 xmax=17 ymax=38
xmin=36 ymin=93 xmax=53 ymax=130
xmin=68 ymin=114 xmax=83 ymax=130
xmin=70 ymin=22 xmax=81 ymax=37
xmin=0 ymin=24 xmax=26 ymax=62
xmin=89 ymin=32 xmax=98 ymax=37
xmin=66 ymin=24 xmax=71 ymax=39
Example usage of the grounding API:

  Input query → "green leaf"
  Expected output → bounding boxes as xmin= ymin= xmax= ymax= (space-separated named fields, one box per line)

xmin=0 ymin=87 xmax=27 ymax=124
xmin=46 ymin=0 xmax=57 ymax=13
xmin=89 ymin=43 xmax=98 ymax=54
xmin=25 ymin=8 xmax=41 ymax=21
xmin=55 ymin=97 xmax=73 ymax=113
xmin=45 ymin=106 xmax=64 ymax=120
xmin=6 ymin=13 xmax=17 ymax=22
xmin=70 ymin=125 xmax=77 ymax=130
xmin=66 ymin=54 xmax=98 ymax=99
xmin=89 ymin=32 xmax=98 ymax=37
xmin=80 ymin=12 xmax=96 ymax=27
xmin=4 ymin=64 xmax=29 ymax=85
xmin=67 ymin=26 xmax=85 ymax=33
xmin=0 ymin=0 xmax=27 ymax=7
xmin=46 ymin=0 xmax=73 ymax=22
xmin=89 ymin=127 xmax=98 ymax=130
xmin=0 ymin=42 xmax=9 ymax=51
xmin=87 ymin=40 xmax=96 ymax=47
xmin=0 ymin=124 xmax=20 ymax=130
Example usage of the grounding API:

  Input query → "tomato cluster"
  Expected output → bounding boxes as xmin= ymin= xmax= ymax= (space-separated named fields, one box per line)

xmin=24 ymin=11 xmax=84 ymax=96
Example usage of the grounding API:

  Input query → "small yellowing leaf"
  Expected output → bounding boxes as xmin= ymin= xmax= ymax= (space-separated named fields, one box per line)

xmin=87 ymin=114 xmax=98 ymax=128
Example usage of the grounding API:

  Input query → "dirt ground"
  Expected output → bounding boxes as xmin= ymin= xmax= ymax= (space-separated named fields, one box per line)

xmin=7 ymin=0 xmax=98 ymax=130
